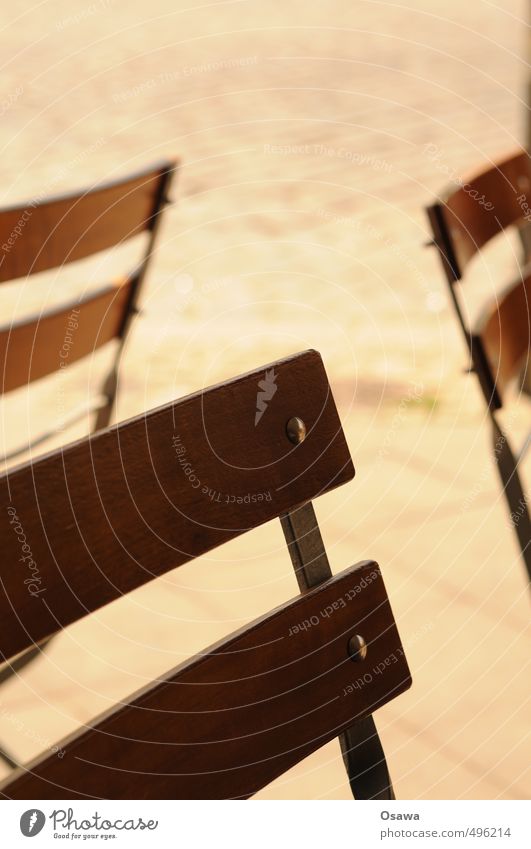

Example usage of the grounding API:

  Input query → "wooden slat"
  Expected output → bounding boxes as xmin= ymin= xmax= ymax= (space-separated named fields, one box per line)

xmin=0 ymin=560 xmax=411 ymax=800
xmin=0 ymin=280 xmax=133 ymax=393
xmin=474 ymin=271 xmax=531 ymax=400
xmin=0 ymin=350 xmax=354 ymax=661
xmin=0 ymin=160 xmax=176 ymax=283
xmin=428 ymin=149 xmax=531 ymax=279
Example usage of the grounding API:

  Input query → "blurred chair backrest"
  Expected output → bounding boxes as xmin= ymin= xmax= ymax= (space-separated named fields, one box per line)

xmin=0 ymin=350 xmax=411 ymax=799
xmin=427 ymin=149 xmax=531 ymax=411
xmin=473 ymin=272 xmax=531 ymax=407
xmin=0 ymin=160 xmax=176 ymax=283
xmin=427 ymin=152 xmax=531 ymax=585
xmin=0 ymin=159 xmax=177 ymax=449
xmin=427 ymin=149 xmax=531 ymax=282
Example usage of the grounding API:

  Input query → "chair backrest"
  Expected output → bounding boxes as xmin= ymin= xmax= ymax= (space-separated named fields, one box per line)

xmin=0 ymin=281 xmax=131 ymax=394
xmin=0 ymin=161 xmax=176 ymax=283
xmin=472 ymin=271 xmax=531 ymax=407
xmin=427 ymin=149 xmax=531 ymax=410
xmin=427 ymin=149 xmax=531 ymax=282
xmin=0 ymin=350 xmax=411 ymax=799
xmin=0 ymin=159 xmax=177 ymax=397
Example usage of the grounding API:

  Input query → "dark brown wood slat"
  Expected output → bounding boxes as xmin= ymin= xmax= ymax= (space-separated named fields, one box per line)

xmin=0 ymin=280 xmax=133 ymax=393
xmin=0 ymin=560 xmax=411 ymax=800
xmin=474 ymin=271 xmax=531 ymax=400
xmin=429 ymin=149 xmax=531 ymax=279
xmin=0 ymin=160 xmax=176 ymax=283
xmin=0 ymin=350 xmax=354 ymax=662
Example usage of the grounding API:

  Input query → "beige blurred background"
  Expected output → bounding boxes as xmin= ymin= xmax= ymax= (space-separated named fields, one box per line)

xmin=0 ymin=0 xmax=529 ymax=799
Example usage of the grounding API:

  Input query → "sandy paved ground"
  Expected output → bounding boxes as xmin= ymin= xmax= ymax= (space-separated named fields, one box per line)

xmin=0 ymin=0 xmax=529 ymax=799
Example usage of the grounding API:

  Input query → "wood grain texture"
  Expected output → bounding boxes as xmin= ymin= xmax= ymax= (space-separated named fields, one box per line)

xmin=0 ymin=350 xmax=354 ymax=661
xmin=474 ymin=271 xmax=531 ymax=402
xmin=0 ymin=560 xmax=411 ymax=800
xmin=0 ymin=279 xmax=133 ymax=393
xmin=0 ymin=159 xmax=176 ymax=283
xmin=427 ymin=149 xmax=531 ymax=280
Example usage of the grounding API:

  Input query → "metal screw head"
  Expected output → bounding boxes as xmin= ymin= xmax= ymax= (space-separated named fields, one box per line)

xmin=286 ymin=416 xmax=306 ymax=445
xmin=348 ymin=634 xmax=368 ymax=663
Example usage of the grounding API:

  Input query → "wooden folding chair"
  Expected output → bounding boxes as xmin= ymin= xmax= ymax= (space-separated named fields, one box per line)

xmin=427 ymin=149 xmax=531 ymax=583
xmin=0 ymin=157 xmax=178 ymax=456
xmin=0 ymin=160 xmax=178 ymax=762
xmin=0 ymin=350 xmax=411 ymax=799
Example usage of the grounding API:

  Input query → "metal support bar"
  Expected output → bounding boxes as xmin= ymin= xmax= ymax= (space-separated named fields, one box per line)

xmin=280 ymin=502 xmax=395 ymax=800
xmin=517 ymin=429 xmax=531 ymax=464
xmin=94 ymin=163 xmax=177 ymax=434
xmin=491 ymin=419 xmax=531 ymax=584
xmin=280 ymin=502 xmax=332 ymax=591
xmin=92 ymin=367 xmax=119 ymax=434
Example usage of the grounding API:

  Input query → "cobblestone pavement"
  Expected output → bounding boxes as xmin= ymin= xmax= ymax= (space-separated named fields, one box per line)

xmin=0 ymin=0 xmax=529 ymax=799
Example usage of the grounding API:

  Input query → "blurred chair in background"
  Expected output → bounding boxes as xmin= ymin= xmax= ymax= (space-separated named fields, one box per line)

xmin=0 ymin=159 xmax=178 ymax=764
xmin=0 ymin=157 xmax=178 ymax=456
xmin=427 ymin=150 xmax=531 ymax=584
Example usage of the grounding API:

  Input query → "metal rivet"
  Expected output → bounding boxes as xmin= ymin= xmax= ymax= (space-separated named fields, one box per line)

xmin=286 ymin=416 xmax=306 ymax=445
xmin=348 ymin=634 xmax=367 ymax=663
